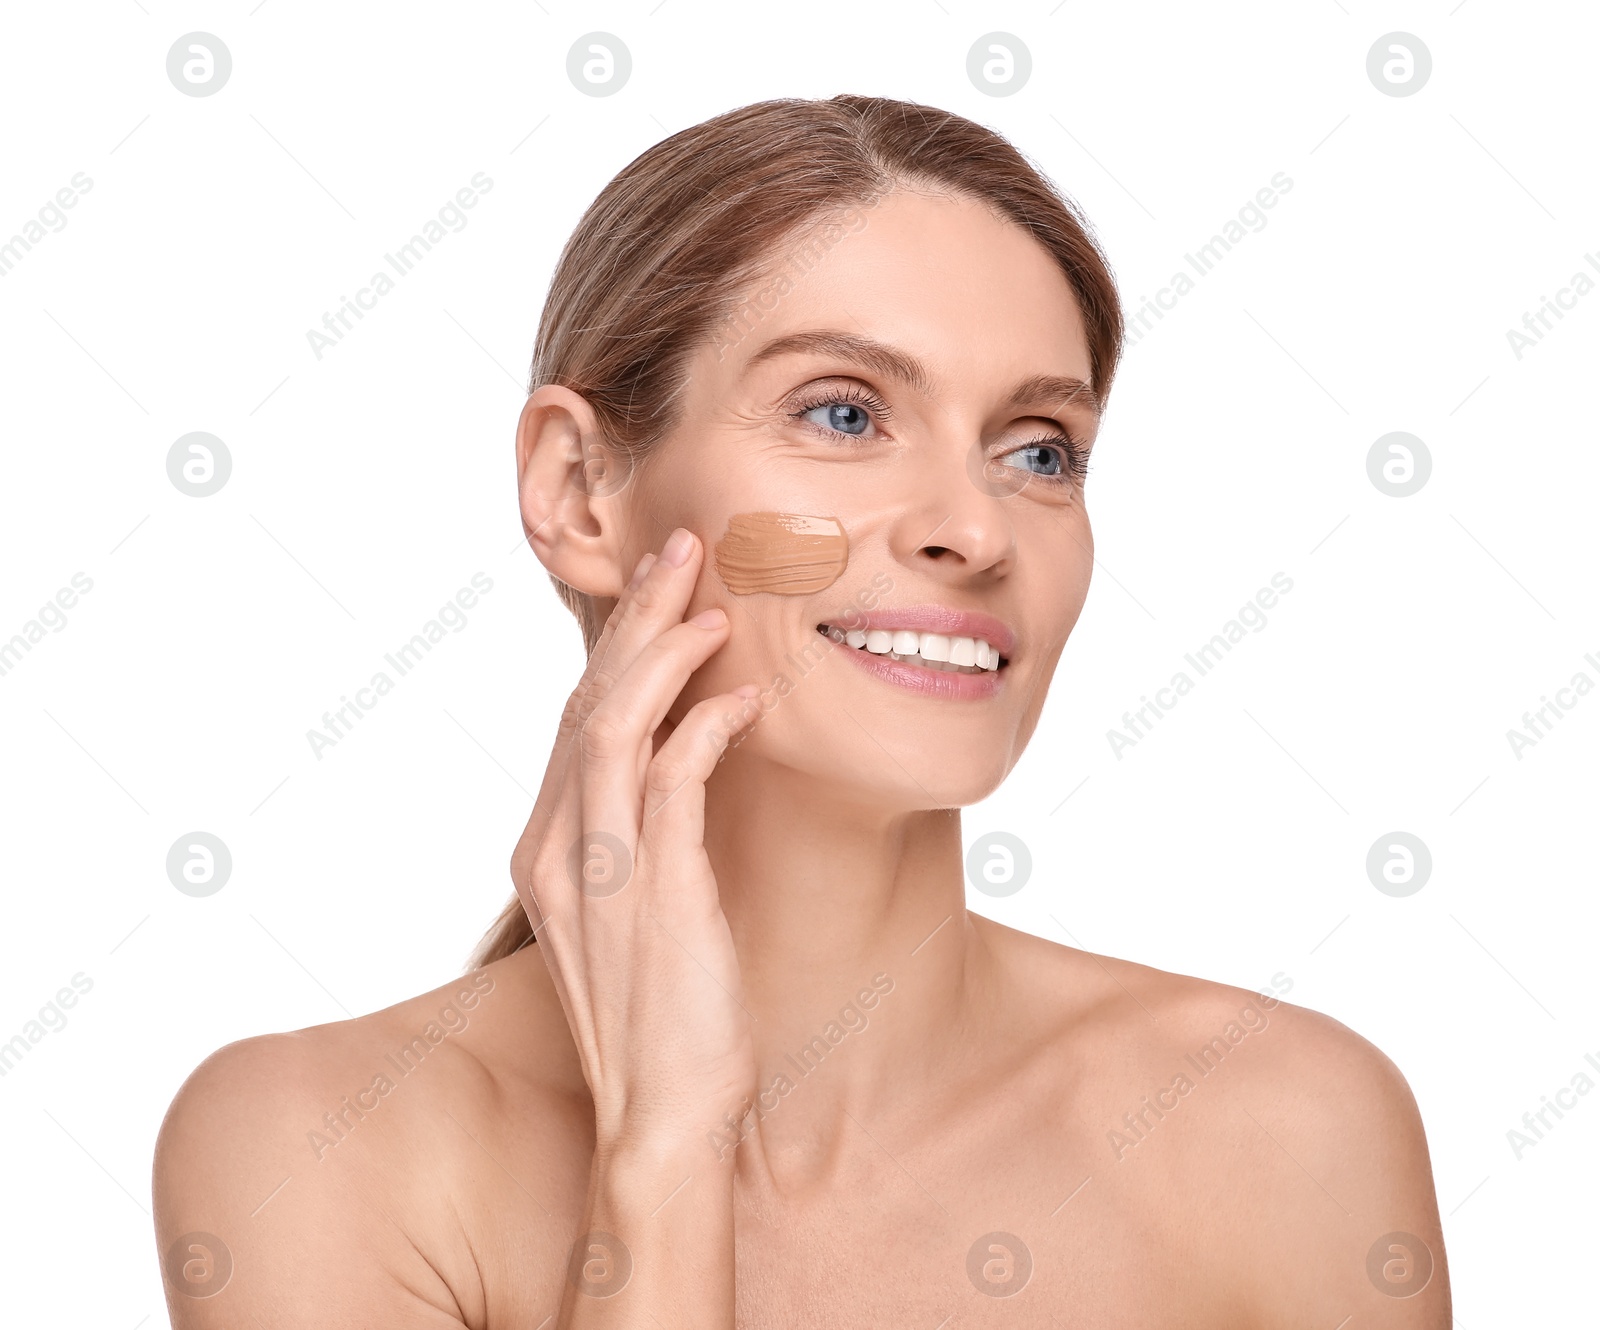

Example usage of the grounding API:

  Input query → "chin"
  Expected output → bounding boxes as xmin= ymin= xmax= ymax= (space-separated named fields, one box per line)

xmin=761 ymin=735 xmax=1012 ymax=811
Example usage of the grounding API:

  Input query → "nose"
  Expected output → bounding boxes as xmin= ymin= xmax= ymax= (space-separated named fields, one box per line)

xmin=888 ymin=437 xmax=1019 ymax=581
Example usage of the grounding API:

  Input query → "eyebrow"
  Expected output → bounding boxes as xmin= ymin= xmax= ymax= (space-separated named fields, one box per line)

xmin=743 ymin=329 xmax=1102 ymax=420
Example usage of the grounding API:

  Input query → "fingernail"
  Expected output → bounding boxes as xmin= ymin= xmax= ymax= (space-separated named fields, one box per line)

xmin=627 ymin=552 xmax=655 ymax=591
xmin=659 ymin=527 xmax=694 ymax=568
xmin=688 ymin=607 xmax=727 ymax=629
xmin=733 ymin=684 xmax=761 ymax=699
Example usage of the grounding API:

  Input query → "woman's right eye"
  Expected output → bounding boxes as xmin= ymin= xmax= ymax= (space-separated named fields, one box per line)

xmin=787 ymin=380 xmax=893 ymax=441
xmin=800 ymin=401 xmax=873 ymax=436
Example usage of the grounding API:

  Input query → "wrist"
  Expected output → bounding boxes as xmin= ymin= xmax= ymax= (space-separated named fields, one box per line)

xmin=589 ymin=1135 xmax=734 ymax=1232
xmin=594 ymin=1091 xmax=756 ymax=1174
xmin=595 ymin=1124 xmax=732 ymax=1178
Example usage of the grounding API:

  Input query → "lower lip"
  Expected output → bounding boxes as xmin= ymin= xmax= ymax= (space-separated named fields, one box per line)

xmin=827 ymin=638 xmax=1005 ymax=700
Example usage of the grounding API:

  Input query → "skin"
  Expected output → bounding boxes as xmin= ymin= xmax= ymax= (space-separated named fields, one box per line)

xmin=153 ymin=189 xmax=1450 ymax=1328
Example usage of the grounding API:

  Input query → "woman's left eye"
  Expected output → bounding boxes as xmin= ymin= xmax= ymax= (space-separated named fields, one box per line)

xmin=999 ymin=435 xmax=1090 ymax=486
xmin=1003 ymin=441 xmax=1065 ymax=476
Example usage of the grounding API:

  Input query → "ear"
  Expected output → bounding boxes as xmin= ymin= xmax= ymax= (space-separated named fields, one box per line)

xmin=515 ymin=386 xmax=633 ymax=598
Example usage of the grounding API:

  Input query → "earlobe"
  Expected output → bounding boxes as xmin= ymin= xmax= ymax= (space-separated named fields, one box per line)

xmin=514 ymin=386 xmax=630 ymax=598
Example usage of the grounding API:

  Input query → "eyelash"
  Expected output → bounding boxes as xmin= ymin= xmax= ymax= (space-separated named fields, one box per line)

xmin=787 ymin=384 xmax=1091 ymax=488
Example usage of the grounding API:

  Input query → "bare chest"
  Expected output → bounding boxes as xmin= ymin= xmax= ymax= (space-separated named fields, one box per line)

xmin=456 ymin=1115 xmax=1243 ymax=1330
xmin=725 ymin=1145 xmax=1239 ymax=1329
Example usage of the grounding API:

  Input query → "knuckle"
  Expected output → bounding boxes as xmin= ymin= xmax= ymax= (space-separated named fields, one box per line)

xmin=645 ymin=755 xmax=696 ymax=800
xmin=693 ymin=696 xmax=748 ymax=742
xmin=558 ymin=688 xmax=586 ymax=737
xmin=585 ymin=660 xmax=624 ymax=701
xmin=529 ymin=869 xmax=555 ymax=907
xmin=629 ymin=573 xmax=668 ymax=612
xmin=530 ymin=842 xmax=564 ymax=886
xmin=578 ymin=705 xmax=630 ymax=760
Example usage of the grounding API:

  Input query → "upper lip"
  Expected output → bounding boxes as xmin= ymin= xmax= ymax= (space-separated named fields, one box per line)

xmin=817 ymin=606 xmax=1017 ymax=659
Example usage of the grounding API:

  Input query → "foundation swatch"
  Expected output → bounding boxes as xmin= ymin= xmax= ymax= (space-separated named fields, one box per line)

xmin=713 ymin=512 xmax=849 ymax=595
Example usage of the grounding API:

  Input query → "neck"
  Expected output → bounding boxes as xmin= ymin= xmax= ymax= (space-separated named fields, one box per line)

xmin=700 ymin=748 xmax=988 ymax=1183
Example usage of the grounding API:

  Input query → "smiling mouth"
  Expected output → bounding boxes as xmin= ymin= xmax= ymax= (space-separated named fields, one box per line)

xmin=815 ymin=624 xmax=1006 ymax=674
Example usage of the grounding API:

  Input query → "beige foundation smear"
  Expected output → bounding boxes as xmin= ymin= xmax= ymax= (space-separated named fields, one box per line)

xmin=713 ymin=512 xmax=849 ymax=595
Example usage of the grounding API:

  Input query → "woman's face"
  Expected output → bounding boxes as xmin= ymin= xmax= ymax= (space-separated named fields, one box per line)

xmin=624 ymin=187 xmax=1100 ymax=810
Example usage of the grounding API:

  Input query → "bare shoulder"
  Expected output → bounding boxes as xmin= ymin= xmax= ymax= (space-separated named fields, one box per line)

xmin=153 ymin=950 xmax=590 ymax=1329
xmin=975 ymin=914 xmax=1430 ymax=1140
xmin=974 ymin=916 xmax=1451 ymax=1326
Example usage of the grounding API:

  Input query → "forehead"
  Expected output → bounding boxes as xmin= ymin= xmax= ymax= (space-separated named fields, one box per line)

xmin=722 ymin=189 xmax=1094 ymax=392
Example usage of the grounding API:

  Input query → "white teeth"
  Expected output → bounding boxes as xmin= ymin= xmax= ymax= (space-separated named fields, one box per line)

xmin=819 ymin=624 xmax=1003 ymax=673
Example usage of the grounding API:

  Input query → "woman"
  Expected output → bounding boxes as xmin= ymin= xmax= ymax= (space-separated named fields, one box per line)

xmin=154 ymin=95 xmax=1450 ymax=1327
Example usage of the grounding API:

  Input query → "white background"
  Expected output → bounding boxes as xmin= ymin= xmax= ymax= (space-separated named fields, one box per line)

xmin=1 ymin=1 xmax=1595 ymax=1324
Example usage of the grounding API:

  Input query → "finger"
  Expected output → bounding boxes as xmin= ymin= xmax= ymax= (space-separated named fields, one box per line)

xmin=636 ymin=688 xmax=762 ymax=914
xmin=561 ymin=529 xmax=713 ymax=869
xmin=587 ymin=609 xmax=739 ymax=772
xmin=583 ymin=528 xmax=701 ymax=709
xmin=578 ymin=551 xmax=654 ymax=687
xmin=513 ymin=540 xmax=708 ymax=1055
xmin=511 ymin=532 xmax=694 ymax=903
xmin=577 ymin=612 xmax=735 ymax=866
xmin=536 ymin=539 xmax=677 ymax=818
xmin=540 ymin=546 xmax=665 ymax=811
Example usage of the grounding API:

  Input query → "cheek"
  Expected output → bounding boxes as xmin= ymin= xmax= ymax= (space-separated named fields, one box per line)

xmin=1016 ymin=511 xmax=1092 ymax=685
xmin=712 ymin=512 xmax=849 ymax=596
xmin=1061 ymin=509 xmax=1094 ymax=606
